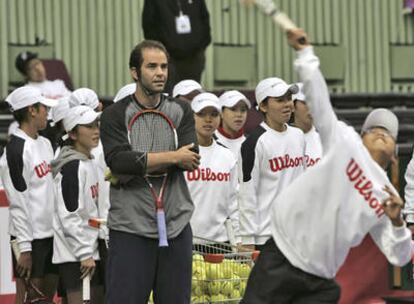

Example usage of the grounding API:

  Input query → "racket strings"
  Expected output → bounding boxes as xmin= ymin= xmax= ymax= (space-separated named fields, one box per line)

xmin=129 ymin=112 xmax=175 ymax=153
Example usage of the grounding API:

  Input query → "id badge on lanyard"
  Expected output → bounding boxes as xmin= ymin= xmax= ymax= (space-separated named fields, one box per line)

xmin=176 ymin=11 xmax=191 ymax=34
xmin=175 ymin=0 xmax=192 ymax=34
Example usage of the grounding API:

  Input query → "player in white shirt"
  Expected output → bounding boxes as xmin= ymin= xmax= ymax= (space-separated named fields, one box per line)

xmin=291 ymin=83 xmax=322 ymax=167
xmin=0 ymin=87 xmax=58 ymax=304
xmin=238 ymin=77 xmax=306 ymax=250
xmin=185 ymin=93 xmax=239 ymax=244
xmin=51 ymin=106 xmax=104 ymax=304
xmin=241 ymin=29 xmax=413 ymax=304
xmin=215 ymin=90 xmax=251 ymax=158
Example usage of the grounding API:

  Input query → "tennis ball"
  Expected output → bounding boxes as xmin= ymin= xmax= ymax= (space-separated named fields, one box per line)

xmin=210 ymin=294 xmax=226 ymax=302
xmin=193 ymin=254 xmax=204 ymax=261
xmin=239 ymin=280 xmax=247 ymax=295
xmin=104 ymin=168 xmax=119 ymax=185
xmin=205 ymin=263 xmax=223 ymax=280
xmin=192 ymin=284 xmax=204 ymax=297
xmin=220 ymin=281 xmax=233 ymax=296
xmin=229 ymin=288 xmax=241 ymax=299
xmin=221 ymin=263 xmax=233 ymax=279
xmin=237 ymin=264 xmax=251 ymax=278
xmin=207 ymin=281 xmax=221 ymax=295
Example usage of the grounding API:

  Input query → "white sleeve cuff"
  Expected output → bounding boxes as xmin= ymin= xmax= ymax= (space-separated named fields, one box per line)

xmin=18 ymin=241 xmax=32 ymax=253
xmin=296 ymin=46 xmax=315 ymax=58
xmin=241 ymin=236 xmax=255 ymax=245
xmin=391 ymin=224 xmax=410 ymax=239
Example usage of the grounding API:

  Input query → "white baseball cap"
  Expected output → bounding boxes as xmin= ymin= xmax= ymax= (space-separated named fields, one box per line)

xmin=51 ymin=96 xmax=70 ymax=125
xmin=69 ymin=88 xmax=100 ymax=110
xmin=255 ymin=77 xmax=299 ymax=106
xmin=292 ymin=83 xmax=306 ymax=102
xmin=219 ymin=90 xmax=251 ymax=109
xmin=173 ymin=80 xmax=203 ymax=98
xmin=5 ymin=87 xmax=58 ymax=111
xmin=361 ymin=108 xmax=399 ymax=140
xmin=63 ymin=105 xmax=101 ymax=132
xmin=114 ymin=83 xmax=136 ymax=102
xmin=191 ymin=92 xmax=221 ymax=113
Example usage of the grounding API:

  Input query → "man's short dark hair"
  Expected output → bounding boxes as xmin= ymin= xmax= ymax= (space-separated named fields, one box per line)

xmin=129 ymin=40 xmax=169 ymax=72
xmin=12 ymin=103 xmax=41 ymax=124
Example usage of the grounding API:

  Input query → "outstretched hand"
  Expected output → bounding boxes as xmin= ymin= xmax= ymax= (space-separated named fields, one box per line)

xmin=382 ymin=185 xmax=405 ymax=227
xmin=287 ymin=28 xmax=311 ymax=51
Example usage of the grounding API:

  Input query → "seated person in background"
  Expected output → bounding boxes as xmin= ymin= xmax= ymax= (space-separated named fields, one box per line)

xmin=172 ymin=79 xmax=203 ymax=103
xmin=15 ymin=51 xmax=71 ymax=99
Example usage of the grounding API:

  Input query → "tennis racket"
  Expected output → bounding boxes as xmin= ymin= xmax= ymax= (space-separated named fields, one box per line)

xmin=128 ymin=109 xmax=178 ymax=247
xmin=253 ymin=0 xmax=306 ymax=44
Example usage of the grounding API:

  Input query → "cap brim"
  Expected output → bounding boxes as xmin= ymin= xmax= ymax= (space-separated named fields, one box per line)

xmin=176 ymin=88 xmax=204 ymax=97
xmin=78 ymin=111 xmax=101 ymax=125
xmin=40 ymin=98 xmax=58 ymax=108
xmin=224 ymin=97 xmax=251 ymax=109
xmin=193 ymin=101 xmax=221 ymax=113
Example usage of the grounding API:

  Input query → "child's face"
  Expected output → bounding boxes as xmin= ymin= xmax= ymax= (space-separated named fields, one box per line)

xmin=71 ymin=120 xmax=100 ymax=151
xmin=194 ymin=107 xmax=221 ymax=139
xmin=260 ymin=94 xmax=294 ymax=127
xmin=362 ymin=127 xmax=396 ymax=163
xmin=221 ymin=101 xmax=249 ymax=133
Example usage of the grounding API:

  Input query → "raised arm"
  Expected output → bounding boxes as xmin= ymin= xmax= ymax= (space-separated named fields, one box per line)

xmin=287 ymin=29 xmax=339 ymax=152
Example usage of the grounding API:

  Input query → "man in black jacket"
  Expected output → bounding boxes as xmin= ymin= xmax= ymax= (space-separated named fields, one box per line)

xmin=142 ymin=0 xmax=211 ymax=94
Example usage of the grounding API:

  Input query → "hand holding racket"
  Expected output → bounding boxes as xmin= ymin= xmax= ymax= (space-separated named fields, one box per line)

xmin=253 ymin=0 xmax=307 ymax=44
xmin=287 ymin=28 xmax=310 ymax=50
xmin=174 ymin=143 xmax=200 ymax=171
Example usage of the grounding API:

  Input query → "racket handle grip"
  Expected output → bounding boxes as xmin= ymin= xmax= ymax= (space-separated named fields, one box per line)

xmin=157 ymin=210 xmax=169 ymax=247
xmin=298 ymin=37 xmax=307 ymax=45
xmin=83 ymin=275 xmax=90 ymax=302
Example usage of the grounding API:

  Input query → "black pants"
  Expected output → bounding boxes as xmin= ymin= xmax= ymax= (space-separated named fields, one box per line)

xmin=106 ymin=225 xmax=192 ymax=304
xmin=241 ymin=238 xmax=340 ymax=304
xmin=165 ymin=50 xmax=206 ymax=94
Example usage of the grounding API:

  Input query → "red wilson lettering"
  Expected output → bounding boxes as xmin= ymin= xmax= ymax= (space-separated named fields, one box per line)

xmin=34 ymin=161 xmax=51 ymax=178
xmin=269 ymin=154 xmax=305 ymax=172
xmin=305 ymin=155 xmax=321 ymax=167
xmin=186 ymin=168 xmax=230 ymax=182
xmin=346 ymin=158 xmax=385 ymax=218
xmin=90 ymin=183 xmax=99 ymax=199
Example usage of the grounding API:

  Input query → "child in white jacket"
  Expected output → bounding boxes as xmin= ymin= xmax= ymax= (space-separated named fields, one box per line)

xmin=1 ymin=87 xmax=58 ymax=303
xmin=186 ymin=93 xmax=240 ymax=245
xmin=52 ymin=106 xmax=104 ymax=304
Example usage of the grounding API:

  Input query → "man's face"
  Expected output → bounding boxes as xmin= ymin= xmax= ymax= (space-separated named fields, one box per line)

xmin=134 ymin=48 xmax=168 ymax=93
xmin=26 ymin=59 xmax=47 ymax=82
